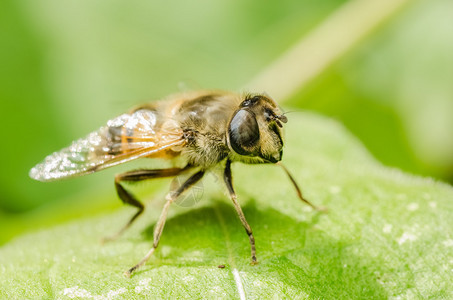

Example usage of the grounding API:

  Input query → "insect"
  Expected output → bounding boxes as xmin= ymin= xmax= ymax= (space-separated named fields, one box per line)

xmin=29 ymin=90 xmax=319 ymax=277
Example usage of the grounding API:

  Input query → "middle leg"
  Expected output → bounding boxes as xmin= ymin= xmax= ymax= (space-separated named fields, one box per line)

xmin=223 ymin=159 xmax=257 ymax=264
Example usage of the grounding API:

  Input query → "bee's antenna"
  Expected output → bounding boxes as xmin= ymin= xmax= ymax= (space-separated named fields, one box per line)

xmin=281 ymin=110 xmax=298 ymax=116
xmin=276 ymin=115 xmax=287 ymax=124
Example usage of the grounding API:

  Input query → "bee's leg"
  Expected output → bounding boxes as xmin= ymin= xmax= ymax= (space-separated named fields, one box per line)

xmin=277 ymin=162 xmax=325 ymax=211
xmin=103 ymin=167 xmax=189 ymax=243
xmin=223 ymin=159 xmax=258 ymax=265
xmin=125 ymin=170 xmax=205 ymax=277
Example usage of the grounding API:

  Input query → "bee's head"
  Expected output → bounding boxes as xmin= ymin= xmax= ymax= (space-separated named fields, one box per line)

xmin=227 ymin=94 xmax=286 ymax=163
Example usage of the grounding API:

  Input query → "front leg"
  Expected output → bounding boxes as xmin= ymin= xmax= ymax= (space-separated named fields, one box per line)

xmin=277 ymin=162 xmax=324 ymax=211
xmin=223 ymin=159 xmax=257 ymax=264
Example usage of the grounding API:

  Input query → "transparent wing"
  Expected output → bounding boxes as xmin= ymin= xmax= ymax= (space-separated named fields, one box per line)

xmin=30 ymin=109 xmax=184 ymax=182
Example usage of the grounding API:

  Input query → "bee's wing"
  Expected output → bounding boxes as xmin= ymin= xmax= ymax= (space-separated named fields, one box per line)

xmin=30 ymin=109 xmax=184 ymax=182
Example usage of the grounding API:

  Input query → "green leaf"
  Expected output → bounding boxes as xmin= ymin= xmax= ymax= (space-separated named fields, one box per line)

xmin=1 ymin=113 xmax=452 ymax=299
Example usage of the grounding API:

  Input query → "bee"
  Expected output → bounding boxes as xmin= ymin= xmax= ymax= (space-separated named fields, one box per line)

xmin=30 ymin=90 xmax=319 ymax=277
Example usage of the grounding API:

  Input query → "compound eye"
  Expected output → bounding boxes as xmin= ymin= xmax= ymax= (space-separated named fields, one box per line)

xmin=228 ymin=109 xmax=260 ymax=156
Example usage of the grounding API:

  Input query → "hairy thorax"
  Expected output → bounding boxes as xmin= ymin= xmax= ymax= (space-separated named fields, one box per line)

xmin=174 ymin=92 xmax=241 ymax=169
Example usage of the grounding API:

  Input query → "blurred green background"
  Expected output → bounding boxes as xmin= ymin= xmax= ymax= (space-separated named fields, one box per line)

xmin=0 ymin=0 xmax=452 ymax=244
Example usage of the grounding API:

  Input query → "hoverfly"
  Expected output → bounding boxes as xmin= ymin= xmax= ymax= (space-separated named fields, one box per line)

xmin=30 ymin=90 xmax=319 ymax=277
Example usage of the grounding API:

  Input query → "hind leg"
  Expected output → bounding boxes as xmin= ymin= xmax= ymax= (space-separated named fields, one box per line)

xmin=125 ymin=170 xmax=205 ymax=277
xmin=102 ymin=167 xmax=189 ymax=242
